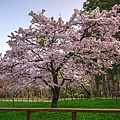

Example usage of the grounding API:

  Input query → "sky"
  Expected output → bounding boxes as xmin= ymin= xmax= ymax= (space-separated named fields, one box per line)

xmin=0 ymin=0 xmax=86 ymax=56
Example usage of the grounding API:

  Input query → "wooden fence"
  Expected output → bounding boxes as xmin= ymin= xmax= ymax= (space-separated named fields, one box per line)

xmin=0 ymin=108 xmax=120 ymax=120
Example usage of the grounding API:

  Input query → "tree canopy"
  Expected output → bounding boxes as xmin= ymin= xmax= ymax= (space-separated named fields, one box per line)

xmin=0 ymin=5 xmax=120 ymax=107
xmin=83 ymin=0 xmax=120 ymax=97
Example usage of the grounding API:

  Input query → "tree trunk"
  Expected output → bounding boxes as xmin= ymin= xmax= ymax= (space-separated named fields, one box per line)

xmin=51 ymin=69 xmax=61 ymax=108
xmin=51 ymin=86 xmax=60 ymax=108
xmin=112 ymin=76 xmax=115 ymax=97
xmin=102 ymin=74 xmax=107 ymax=97
xmin=90 ymin=79 xmax=96 ymax=97
xmin=81 ymin=84 xmax=91 ymax=99
xmin=95 ymin=76 xmax=100 ymax=97
xmin=12 ymin=98 xmax=15 ymax=107
xmin=106 ymin=73 xmax=111 ymax=97
xmin=116 ymin=79 xmax=119 ymax=97
xmin=70 ymin=86 xmax=73 ymax=100
xmin=64 ymin=83 xmax=69 ymax=100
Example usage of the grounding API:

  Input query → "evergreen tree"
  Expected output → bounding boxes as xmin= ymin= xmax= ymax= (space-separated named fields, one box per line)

xmin=83 ymin=0 xmax=120 ymax=12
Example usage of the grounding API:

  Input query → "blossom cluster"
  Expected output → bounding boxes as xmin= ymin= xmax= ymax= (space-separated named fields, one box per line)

xmin=0 ymin=5 xmax=120 ymax=91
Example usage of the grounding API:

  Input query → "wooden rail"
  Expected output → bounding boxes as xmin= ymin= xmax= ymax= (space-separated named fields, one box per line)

xmin=0 ymin=108 xmax=120 ymax=120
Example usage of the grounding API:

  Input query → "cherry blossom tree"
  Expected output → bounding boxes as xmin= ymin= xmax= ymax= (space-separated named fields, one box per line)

xmin=1 ymin=5 xmax=120 ymax=107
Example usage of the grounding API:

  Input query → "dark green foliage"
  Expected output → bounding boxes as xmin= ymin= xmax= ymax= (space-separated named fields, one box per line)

xmin=0 ymin=99 xmax=120 ymax=120
xmin=83 ymin=0 xmax=120 ymax=12
xmin=107 ymin=64 xmax=120 ymax=79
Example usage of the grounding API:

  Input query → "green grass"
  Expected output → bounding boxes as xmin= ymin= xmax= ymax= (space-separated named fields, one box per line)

xmin=0 ymin=98 xmax=120 ymax=120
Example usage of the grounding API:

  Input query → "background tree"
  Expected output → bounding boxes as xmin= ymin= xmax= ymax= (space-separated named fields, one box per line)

xmin=83 ymin=0 xmax=120 ymax=97
xmin=0 ymin=5 xmax=120 ymax=108
xmin=83 ymin=0 xmax=120 ymax=12
xmin=3 ymin=85 xmax=21 ymax=107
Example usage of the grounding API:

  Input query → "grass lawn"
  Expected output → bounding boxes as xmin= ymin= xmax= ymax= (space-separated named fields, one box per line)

xmin=0 ymin=98 xmax=120 ymax=120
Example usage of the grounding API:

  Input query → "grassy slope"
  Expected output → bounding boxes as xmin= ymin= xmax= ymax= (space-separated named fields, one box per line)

xmin=0 ymin=98 xmax=120 ymax=120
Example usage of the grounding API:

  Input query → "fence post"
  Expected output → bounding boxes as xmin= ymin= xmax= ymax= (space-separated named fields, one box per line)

xmin=72 ymin=112 xmax=76 ymax=120
xmin=26 ymin=111 xmax=30 ymax=120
